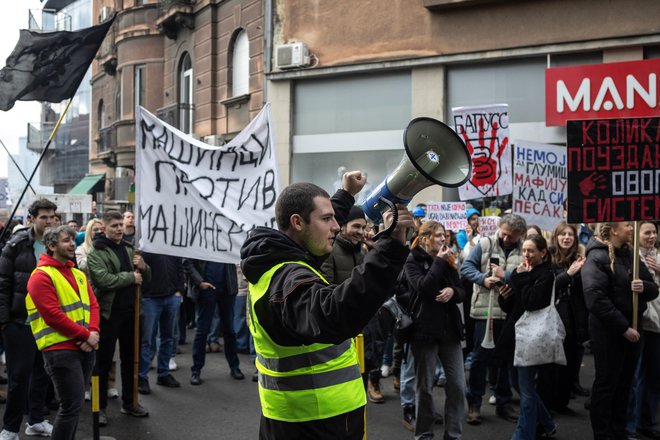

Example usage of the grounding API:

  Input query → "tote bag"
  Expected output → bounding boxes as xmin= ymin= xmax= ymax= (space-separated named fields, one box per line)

xmin=513 ymin=278 xmax=567 ymax=367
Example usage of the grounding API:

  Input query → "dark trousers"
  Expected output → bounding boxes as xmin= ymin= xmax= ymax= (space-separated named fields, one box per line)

xmin=2 ymin=322 xmax=49 ymax=432
xmin=364 ymin=314 xmax=385 ymax=383
xmin=466 ymin=319 xmax=512 ymax=408
xmin=590 ymin=322 xmax=641 ymax=440
xmin=537 ymin=332 xmax=581 ymax=409
xmin=259 ymin=406 xmax=364 ymax=440
xmin=42 ymin=350 xmax=95 ymax=440
xmin=98 ymin=310 xmax=136 ymax=409
xmin=191 ymin=289 xmax=239 ymax=374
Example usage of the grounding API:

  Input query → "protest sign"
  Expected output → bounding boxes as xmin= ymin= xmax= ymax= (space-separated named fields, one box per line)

xmin=513 ymin=141 xmax=567 ymax=231
xmin=478 ymin=216 xmax=500 ymax=238
xmin=426 ymin=201 xmax=467 ymax=231
xmin=136 ymin=104 xmax=279 ymax=264
xmin=452 ymin=104 xmax=512 ymax=200
xmin=0 ymin=179 xmax=7 ymax=209
xmin=36 ymin=194 xmax=92 ymax=213
xmin=567 ymin=117 xmax=660 ymax=224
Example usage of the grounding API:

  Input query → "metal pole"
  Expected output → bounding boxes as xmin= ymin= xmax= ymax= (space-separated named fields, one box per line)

xmin=632 ymin=221 xmax=640 ymax=330
xmin=84 ymin=350 xmax=116 ymax=440
xmin=0 ymin=136 xmax=36 ymax=195
xmin=0 ymin=98 xmax=73 ymax=244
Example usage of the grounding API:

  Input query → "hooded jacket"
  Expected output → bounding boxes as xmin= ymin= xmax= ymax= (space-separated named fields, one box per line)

xmin=26 ymin=253 xmax=101 ymax=351
xmin=240 ymin=191 xmax=409 ymax=347
xmin=404 ymin=246 xmax=464 ymax=343
xmin=0 ymin=227 xmax=39 ymax=324
xmin=320 ymin=233 xmax=365 ymax=285
xmin=581 ymin=239 xmax=658 ymax=337
xmin=87 ymin=234 xmax=152 ymax=319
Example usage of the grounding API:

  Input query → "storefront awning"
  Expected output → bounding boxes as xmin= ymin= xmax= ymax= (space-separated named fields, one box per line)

xmin=68 ymin=174 xmax=105 ymax=195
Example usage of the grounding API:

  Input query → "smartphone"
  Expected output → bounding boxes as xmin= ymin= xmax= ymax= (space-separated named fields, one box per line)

xmin=490 ymin=257 xmax=499 ymax=266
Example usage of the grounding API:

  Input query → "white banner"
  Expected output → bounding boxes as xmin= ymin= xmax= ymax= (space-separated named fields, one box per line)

xmin=36 ymin=194 xmax=92 ymax=213
xmin=135 ymin=104 xmax=279 ymax=264
xmin=452 ymin=104 xmax=512 ymax=200
xmin=426 ymin=201 xmax=467 ymax=232
xmin=513 ymin=141 xmax=567 ymax=231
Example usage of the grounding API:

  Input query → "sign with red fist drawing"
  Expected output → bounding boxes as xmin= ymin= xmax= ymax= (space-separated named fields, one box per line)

xmin=566 ymin=117 xmax=660 ymax=224
xmin=452 ymin=104 xmax=512 ymax=201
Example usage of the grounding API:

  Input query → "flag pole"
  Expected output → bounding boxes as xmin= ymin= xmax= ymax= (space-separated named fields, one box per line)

xmin=0 ymin=137 xmax=36 ymax=195
xmin=0 ymin=98 xmax=73 ymax=243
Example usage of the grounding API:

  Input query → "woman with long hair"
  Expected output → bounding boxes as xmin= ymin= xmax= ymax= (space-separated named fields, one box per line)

xmin=582 ymin=222 xmax=658 ymax=440
xmin=404 ymin=221 xmax=465 ymax=440
xmin=75 ymin=218 xmax=104 ymax=274
xmin=626 ymin=221 xmax=660 ymax=438
xmin=537 ymin=221 xmax=589 ymax=414
xmin=501 ymin=234 xmax=557 ymax=440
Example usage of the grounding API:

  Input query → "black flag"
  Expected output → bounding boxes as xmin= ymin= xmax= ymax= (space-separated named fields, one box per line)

xmin=0 ymin=14 xmax=115 ymax=111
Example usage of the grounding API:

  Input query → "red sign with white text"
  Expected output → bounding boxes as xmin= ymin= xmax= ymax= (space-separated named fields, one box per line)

xmin=546 ymin=59 xmax=660 ymax=126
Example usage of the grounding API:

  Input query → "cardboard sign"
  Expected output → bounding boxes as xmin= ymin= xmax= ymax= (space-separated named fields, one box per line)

xmin=426 ymin=201 xmax=467 ymax=231
xmin=452 ymin=104 xmax=512 ymax=200
xmin=567 ymin=117 xmax=660 ymax=223
xmin=513 ymin=141 xmax=567 ymax=230
xmin=478 ymin=216 xmax=500 ymax=238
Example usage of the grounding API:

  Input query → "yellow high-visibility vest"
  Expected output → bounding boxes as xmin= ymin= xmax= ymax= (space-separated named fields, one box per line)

xmin=26 ymin=266 xmax=91 ymax=351
xmin=248 ymin=261 xmax=366 ymax=422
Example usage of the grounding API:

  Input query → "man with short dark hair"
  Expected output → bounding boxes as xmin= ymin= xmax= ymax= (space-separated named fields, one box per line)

xmin=241 ymin=171 xmax=413 ymax=439
xmin=66 ymin=220 xmax=79 ymax=231
xmin=122 ymin=211 xmax=135 ymax=246
xmin=26 ymin=225 xmax=100 ymax=440
xmin=87 ymin=210 xmax=151 ymax=425
xmin=0 ymin=198 xmax=57 ymax=439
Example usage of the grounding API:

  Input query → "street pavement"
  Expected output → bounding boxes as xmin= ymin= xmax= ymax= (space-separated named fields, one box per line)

xmin=53 ymin=345 xmax=597 ymax=440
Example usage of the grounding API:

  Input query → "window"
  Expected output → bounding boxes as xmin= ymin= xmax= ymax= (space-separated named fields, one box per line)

xmin=231 ymin=30 xmax=249 ymax=97
xmin=98 ymin=99 xmax=105 ymax=129
xmin=179 ymin=53 xmax=193 ymax=134
xmin=134 ymin=64 xmax=146 ymax=109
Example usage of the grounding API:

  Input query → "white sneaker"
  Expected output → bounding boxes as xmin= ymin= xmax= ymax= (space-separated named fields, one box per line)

xmin=488 ymin=394 xmax=496 ymax=405
xmin=84 ymin=390 xmax=91 ymax=401
xmin=0 ymin=430 xmax=19 ymax=440
xmin=169 ymin=358 xmax=178 ymax=371
xmin=25 ymin=420 xmax=53 ymax=437
xmin=380 ymin=364 xmax=391 ymax=378
xmin=108 ymin=387 xmax=119 ymax=399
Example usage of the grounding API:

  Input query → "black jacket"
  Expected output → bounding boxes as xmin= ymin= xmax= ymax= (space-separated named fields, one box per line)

xmin=404 ymin=246 xmax=464 ymax=343
xmin=320 ymin=234 xmax=365 ymax=284
xmin=0 ymin=228 xmax=38 ymax=324
xmin=239 ymin=189 xmax=409 ymax=347
xmin=553 ymin=259 xmax=589 ymax=343
xmin=142 ymin=252 xmax=185 ymax=298
xmin=496 ymin=260 xmax=555 ymax=363
xmin=183 ymin=259 xmax=238 ymax=297
xmin=582 ymin=239 xmax=658 ymax=337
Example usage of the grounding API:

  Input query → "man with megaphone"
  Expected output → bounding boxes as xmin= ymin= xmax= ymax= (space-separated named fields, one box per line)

xmin=240 ymin=170 xmax=414 ymax=440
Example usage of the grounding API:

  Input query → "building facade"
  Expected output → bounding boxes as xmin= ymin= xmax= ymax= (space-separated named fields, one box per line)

xmin=268 ymin=0 xmax=660 ymax=207
xmin=90 ymin=0 xmax=265 ymax=209
xmin=27 ymin=0 xmax=93 ymax=194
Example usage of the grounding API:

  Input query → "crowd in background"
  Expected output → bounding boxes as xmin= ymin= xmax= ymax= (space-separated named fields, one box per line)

xmin=0 ymin=195 xmax=657 ymax=440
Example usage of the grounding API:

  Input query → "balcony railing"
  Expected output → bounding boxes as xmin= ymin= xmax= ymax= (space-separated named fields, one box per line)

xmin=28 ymin=9 xmax=71 ymax=32
xmin=26 ymin=122 xmax=56 ymax=152
xmin=157 ymin=0 xmax=195 ymax=39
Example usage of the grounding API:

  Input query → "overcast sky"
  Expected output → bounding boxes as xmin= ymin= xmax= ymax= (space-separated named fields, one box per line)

xmin=0 ymin=1 xmax=49 ymax=178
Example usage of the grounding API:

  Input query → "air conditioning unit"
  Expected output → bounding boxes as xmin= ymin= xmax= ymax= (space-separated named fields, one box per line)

xmin=203 ymin=135 xmax=225 ymax=146
xmin=276 ymin=43 xmax=310 ymax=70
xmin=100 ymin=6 xmax=113 ymax=22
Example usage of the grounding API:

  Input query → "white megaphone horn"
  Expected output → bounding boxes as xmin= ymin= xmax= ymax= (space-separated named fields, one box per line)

xmin=362 ymin=117 xmax=472 ymax=239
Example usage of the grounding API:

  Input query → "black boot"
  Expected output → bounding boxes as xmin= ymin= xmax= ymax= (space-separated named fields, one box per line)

xmin=402 ymin=404 xmax=416 ymax=432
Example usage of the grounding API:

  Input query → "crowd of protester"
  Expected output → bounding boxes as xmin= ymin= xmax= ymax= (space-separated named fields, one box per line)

xmin=0 ymin=192 xmax=657 ymax=440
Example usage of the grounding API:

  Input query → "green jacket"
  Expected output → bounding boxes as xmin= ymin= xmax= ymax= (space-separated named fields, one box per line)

xmin=87 ymin=237 xmax=151 ymax=319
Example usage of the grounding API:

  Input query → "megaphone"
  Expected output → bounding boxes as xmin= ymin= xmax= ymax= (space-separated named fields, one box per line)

xmin=362 ymin=117 xmax=471 ymax=237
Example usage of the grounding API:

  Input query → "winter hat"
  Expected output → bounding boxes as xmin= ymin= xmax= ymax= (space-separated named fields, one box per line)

xmin=346 ymin=205 xmax=365 ymax=223
xmin=412 ymin=207 xmax=425 ymax=218
xmin=466 ymin=208 xmax=481 ymax=219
